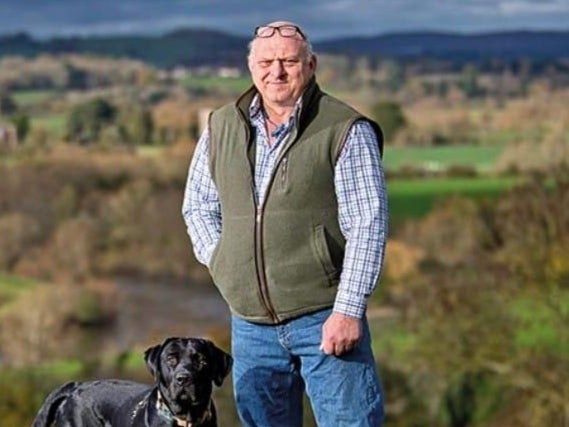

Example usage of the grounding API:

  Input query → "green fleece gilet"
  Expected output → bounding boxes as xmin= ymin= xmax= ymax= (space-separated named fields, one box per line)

xmin=207 ymin=79 xmax=383 ymax=324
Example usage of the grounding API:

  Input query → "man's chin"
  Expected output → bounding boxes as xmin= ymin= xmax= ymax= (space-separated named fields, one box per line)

xmin=264 ymin=92 xmax=298 ymax=107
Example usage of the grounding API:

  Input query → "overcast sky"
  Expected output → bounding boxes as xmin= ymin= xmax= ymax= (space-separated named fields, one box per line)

xmin=0 ymin=0 xmax=567 ymax=40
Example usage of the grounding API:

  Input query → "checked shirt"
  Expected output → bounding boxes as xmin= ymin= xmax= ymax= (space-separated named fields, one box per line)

xmin=182 ymin=95 xmax=388 ymax=319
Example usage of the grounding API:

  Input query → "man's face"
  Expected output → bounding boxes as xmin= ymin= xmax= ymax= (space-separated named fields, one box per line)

xmin=248 ymin=34 xmax=316 ymax=109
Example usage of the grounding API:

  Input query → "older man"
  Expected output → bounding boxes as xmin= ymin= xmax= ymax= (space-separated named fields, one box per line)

xmin=183 ymin=21 xmax=387 ymax=426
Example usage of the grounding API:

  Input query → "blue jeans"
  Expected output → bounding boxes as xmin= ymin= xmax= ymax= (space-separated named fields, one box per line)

xmin=231 ymin=308 xmax=384 ymax=426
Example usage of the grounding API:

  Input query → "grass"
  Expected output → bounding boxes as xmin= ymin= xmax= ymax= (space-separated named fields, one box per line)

xmin=388 ymin=176 xmax=519 ymax=222
xmin=371 ymin=317 xmax=417 ymax=366
xmin=136 ymin=145 xmax=166 ymax=157
xmin=27 ymin=359 xmax=86 ymax=379
xmin=12 ymin=90 xmax=56 ymax=107
xmin=0 ymin=272 xmax=38 ymax=308
xmin=384 ymin=144 xmax=505 ymax=172
xmin=33 ymin=113 xmax=67 ymax=137
xmin=510 ymin=290 xmax=569 ymax=356
xmin=179 ymin=75 xmax=252 ymax=95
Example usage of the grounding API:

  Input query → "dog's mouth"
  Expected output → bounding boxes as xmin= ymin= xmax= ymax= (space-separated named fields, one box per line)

xmin=171 ymin=386 xmax=194 ymax=403
xmin=169 ymin=383 xmax=210 ymax=407
xmin=158 ymin=388 xmax=211 ymax=423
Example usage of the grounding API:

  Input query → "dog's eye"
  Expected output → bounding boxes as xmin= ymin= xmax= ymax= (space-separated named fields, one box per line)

xmin=166 ymin=355 xmax=178 ymax=366
xmin=192 ymin=355 xmax=208 ymax=369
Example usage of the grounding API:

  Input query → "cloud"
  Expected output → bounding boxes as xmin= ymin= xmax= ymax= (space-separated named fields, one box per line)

xmin=499 ymin=0 xmax=569 ymax=15
xmin=0 ymin=0 xmax=567 ymax=40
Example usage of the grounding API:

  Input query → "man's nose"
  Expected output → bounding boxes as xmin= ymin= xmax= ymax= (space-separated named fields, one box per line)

xmin=269 ymin=60 xmax=285 ymax=77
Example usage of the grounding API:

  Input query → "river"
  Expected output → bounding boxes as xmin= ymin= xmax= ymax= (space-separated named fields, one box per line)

xmin=97 ymin=278 xmax=231 ymax=354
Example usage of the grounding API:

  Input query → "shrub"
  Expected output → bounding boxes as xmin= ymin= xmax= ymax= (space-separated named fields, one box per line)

xmin=9 ymin=112 xmax=30 ymax=141
xmin=0 ymin=213 xmax=42 ymax=269
xmin=371 ymin=101 xmax=407 ymax=142
xmin=0 ymin=282 xmax=117 ymax=365
xmin=66 ymin=98 xmax=116 ymax=144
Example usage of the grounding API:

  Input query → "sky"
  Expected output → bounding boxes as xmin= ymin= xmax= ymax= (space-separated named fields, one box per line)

xmin=0 ymin=0 xmax=567 ymax=41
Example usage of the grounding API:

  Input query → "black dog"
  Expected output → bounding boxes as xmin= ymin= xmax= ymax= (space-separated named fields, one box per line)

xmin=32 ymin=337 xmax=233 ymax=427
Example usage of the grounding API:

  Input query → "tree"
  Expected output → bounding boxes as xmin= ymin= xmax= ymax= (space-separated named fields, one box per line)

xmin=371 ymin=101 xmax=407 ymax=141
xmin=65 ymin=63 xmax=88 ymax=90
xmin=458 ymin=65 xmax=484 ymax=98
xmin=118 ymin=106 xmax=154 ymax=145
xmin=0 ymin=92 xmax=18 ymax=116
xmin=384 ymin=60 xmax=405 ymax=93
xmin=10 ymin=113 xmax=30 ymax=142
xmin=393 ymin=168 xmax=569 ymax=426
xmin=66 ymin=98 xmax=116 ymax=144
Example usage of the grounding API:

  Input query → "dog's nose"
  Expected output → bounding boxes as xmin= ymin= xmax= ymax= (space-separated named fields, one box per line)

xmin=175 ymin=372 xmax=191 ymax=386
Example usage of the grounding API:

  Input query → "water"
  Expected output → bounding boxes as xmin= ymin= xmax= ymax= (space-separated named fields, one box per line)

xmin=99 ymin=278 xmax=230 ymax=354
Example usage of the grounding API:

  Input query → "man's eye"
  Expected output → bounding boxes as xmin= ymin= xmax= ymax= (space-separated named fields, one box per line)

xmin=259 ymin=60 xmax=272 ymax=67
xmin=284 ymin=60 xmax=298 ymax=66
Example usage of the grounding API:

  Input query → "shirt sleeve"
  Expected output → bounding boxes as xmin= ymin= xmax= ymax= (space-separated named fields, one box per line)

xmin=333 ymin=120 xmax=388 ymax=319
xmin=181 ymin=128 xmax=222 ymax=267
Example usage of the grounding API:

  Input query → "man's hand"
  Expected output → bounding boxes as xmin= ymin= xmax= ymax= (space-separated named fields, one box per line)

xmin=320 ymin=312 xmax=362 ymax=356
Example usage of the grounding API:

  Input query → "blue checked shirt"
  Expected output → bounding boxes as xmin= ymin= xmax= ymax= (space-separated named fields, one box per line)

xmin=182 ymin=95 xmax=388 ymax=319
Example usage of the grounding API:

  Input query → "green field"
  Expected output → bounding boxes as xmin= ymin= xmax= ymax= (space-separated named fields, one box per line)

xmin=384 ymin=144 xmax=505 ymax=172
xmin=0 ymin=272 xmax=38 ymax=311
xmin=33 ymin=114 xmax=67 ymax=137
xmin=179 ymin=75 xmax=252 ymax=95
xmin=12 ymin=90 xmax=57 ymax=107
xmin=388 ymin=176 xmax=519 ymax=222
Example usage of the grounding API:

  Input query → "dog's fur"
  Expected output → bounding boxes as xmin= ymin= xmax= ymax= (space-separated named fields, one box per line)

xmin=32 ymin=337 xmax=233 ymax=427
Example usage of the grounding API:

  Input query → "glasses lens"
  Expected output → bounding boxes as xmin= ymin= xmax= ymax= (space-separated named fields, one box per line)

xmin=255 ymin=26 xmax=274 ymax=38
xmin=255 ymin=25 xmax=305 ymax=39
xmin=279 ymin=26 xmax=298 ymax=37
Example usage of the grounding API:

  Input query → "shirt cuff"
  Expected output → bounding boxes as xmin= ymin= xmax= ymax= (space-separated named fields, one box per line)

xmin=333 ymin=288 xmax=368 ymax=319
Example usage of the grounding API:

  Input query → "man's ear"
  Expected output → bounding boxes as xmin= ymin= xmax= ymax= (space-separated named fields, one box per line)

xmin=206 ymin=340 xmax=233 ymax=387
xmin=247 ymin=56 xmax=255 ymax=75
xmin=309 ymin=53 xmax=317 ymax=73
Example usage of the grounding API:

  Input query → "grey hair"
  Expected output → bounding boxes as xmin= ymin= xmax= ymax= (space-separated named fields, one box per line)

xmin=247 ymin=25 xmax=314 ymax=62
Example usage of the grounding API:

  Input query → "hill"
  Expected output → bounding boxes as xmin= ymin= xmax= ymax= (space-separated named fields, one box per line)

xmin=316 ymin=30 xmax=569 ymax=62
xmin=0 ymin=29 xmax=567 ymax=68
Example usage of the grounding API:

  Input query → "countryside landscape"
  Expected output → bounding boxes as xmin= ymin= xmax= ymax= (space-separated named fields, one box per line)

xmin=0 ymin=21 xmax=568 ymax=427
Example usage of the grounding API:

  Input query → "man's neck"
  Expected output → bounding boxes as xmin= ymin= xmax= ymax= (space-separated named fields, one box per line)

xmin=262 ymin=97 xmax=301 ymax=124
xmin=263 ymin=105 xmax=293 ymax=125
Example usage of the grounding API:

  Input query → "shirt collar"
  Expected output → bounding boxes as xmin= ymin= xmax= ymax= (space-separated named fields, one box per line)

xmin=249 ymin=93 xmax=304 ymax=129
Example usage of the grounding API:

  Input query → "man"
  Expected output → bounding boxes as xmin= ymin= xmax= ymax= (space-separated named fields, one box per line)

xmin=183 ymin=21 xmax=387 ymax=426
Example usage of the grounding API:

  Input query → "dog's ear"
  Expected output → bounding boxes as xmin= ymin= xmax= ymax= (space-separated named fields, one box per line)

xmin=144 ymin=337 xmax=176 ymax=382
xmin=206 ymin=340 xmax=233 ymax=387
xmin=144 ymin=343 xmax=163 ymax=381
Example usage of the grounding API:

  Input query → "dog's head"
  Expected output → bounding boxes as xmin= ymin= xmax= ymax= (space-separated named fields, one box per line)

xmin=144 ymin=337 xmax=232 ymax=417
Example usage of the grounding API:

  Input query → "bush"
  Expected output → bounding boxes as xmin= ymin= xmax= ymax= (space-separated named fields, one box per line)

xmin=0 ymin=213 xmax=42 ymax=269
xmin=0 ymin=282 xmax=117 ymax=365
xmin=66 ymin=98 xmax=116 ymax=144
xmin=9 ymin=112 xmax=30 ymax=141
xmin=0 ymin=91 xmax=18 ymax=115
xmin=371 ymin=101 xmax=407 ymax=142
xmin=389 ymin=168 xmax=569 ymax=426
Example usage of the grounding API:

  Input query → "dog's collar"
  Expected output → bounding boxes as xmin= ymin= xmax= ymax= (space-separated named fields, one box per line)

xmin=156 ymin=390 xmax=212 ymax=427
